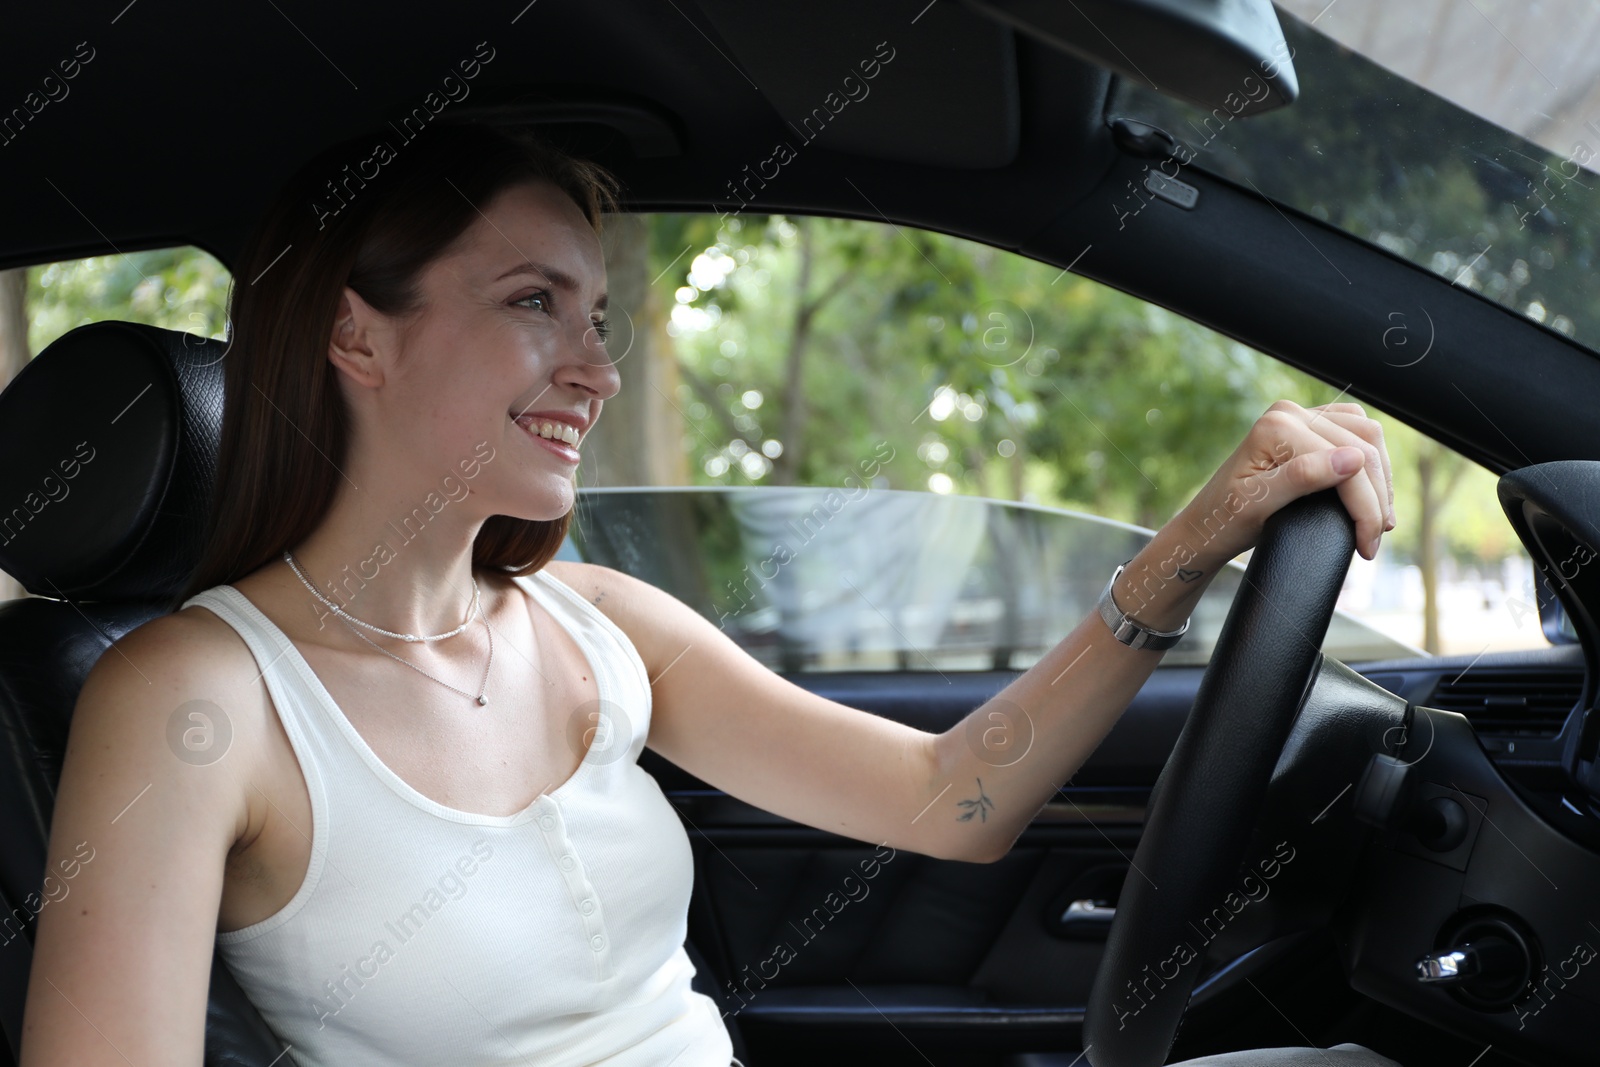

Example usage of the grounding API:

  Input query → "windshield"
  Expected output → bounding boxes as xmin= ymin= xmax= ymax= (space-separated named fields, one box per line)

xmin=560 ymin=487 xmax=1421 ymax=672
xmin=1111 ymin=2 xmax=1600 ymax=355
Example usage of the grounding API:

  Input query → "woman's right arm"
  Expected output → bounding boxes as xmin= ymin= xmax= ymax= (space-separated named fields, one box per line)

xmin=18 ymin=614 xmax=253 ymax=1067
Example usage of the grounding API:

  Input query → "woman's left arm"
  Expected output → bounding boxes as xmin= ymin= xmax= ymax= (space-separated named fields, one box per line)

xmin=559 ymin=400 xmax=1394 ymax=864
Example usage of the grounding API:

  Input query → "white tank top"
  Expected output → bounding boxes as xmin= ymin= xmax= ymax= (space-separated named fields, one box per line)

xmin=181 ymin=569 xmax=736 ymax=1067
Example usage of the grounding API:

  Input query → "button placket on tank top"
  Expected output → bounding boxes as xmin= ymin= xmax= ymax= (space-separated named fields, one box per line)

xmin=534 ymin=794 xmax=614 ymax=981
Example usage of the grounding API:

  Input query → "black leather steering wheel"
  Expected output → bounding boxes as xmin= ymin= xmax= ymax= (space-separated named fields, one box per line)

xmin=1082 ymin=487 xmax=1358 ymax=1067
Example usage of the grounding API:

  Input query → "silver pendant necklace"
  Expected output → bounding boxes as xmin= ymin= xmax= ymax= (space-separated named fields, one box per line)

xmin=283 ymin=549 xmax=493 ymax=707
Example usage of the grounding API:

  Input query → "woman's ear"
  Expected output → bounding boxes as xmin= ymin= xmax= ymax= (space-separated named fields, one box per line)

xmin=327 ymin=286 xmax=388 ymax=388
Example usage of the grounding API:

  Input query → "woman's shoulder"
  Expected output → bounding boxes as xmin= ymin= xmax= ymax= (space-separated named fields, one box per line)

xmin=98 ymin=589 xmax=269 ymax=700
xmin=536 ymin=558 xmax=611 ymax=600
xmin=529 ymin=560 xmax=712 ymax=667
xmin=64 ymin=596 xmax=269 ymax=845
xmin=531 ymin=559 xmax=653 ymax=624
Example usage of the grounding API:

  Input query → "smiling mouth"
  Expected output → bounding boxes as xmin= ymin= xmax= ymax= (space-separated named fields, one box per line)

xmin=513 ymin=414 xmax=581 ymax=446
xmin=511 ymin=413 xmax=582 ymax=461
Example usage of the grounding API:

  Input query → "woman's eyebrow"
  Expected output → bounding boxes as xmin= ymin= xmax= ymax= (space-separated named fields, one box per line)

xmin=493 ymin=260 xmax=608 ymax=310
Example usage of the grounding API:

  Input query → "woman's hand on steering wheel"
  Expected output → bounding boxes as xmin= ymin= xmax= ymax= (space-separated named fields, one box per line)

xmin=1172 ymin=399 xmax=1397 ymax=564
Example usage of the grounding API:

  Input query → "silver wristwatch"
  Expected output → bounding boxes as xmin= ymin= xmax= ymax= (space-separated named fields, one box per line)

xmin=1097 ymin=559 xmax=1189 ymax=651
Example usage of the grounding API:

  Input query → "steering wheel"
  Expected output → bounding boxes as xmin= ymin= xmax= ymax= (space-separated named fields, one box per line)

xmin=1082 ymin=487 xmax=1358 ymax=1067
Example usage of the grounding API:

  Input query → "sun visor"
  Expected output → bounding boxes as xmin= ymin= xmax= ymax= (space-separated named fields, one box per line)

xmin=692 ymin=0 xmax=1021 ymax=169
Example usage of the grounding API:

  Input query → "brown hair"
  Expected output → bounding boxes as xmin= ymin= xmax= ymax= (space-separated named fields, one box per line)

xmin=172 ymin=120 xmax=621 ymax=610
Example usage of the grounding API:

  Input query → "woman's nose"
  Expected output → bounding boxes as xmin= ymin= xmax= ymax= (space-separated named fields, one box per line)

xmin=560 ymin=321 xmax=621 ymax=399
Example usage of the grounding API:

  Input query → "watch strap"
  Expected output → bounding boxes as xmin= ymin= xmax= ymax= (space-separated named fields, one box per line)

xmin=1097 ymin=559 xmax=1189 ymax=651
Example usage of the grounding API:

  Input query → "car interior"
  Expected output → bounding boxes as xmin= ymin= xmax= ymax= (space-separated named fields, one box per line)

xmin=4 ymin=1 xmax=1600 ymax=1066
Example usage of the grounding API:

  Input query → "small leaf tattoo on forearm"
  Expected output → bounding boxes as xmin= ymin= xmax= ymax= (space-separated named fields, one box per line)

xmin=1176 ymin=567 xmax=1204 ymax=582
xmin=956 ymin=777 xmax=996 ymax=823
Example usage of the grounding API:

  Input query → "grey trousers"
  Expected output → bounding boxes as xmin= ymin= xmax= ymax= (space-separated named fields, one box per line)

xmin=1168 ymin=1044 xmax=1403 ymax=1065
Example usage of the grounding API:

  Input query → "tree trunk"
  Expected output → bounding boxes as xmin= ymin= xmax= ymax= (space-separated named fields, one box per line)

xmin=0 ymin=268 xmax=28 ymax=602
xmin=774 ymin=219 xmax=817 ymax=486
xmin=1416 ymin=440 xmax=1468 ymax=654
xmin=571 ymin=217 xmax=709 ymax=618
xmin=1008 ymin=440 xmax=1026 ymax=502
xmin=577 ymin=213 xmax=687 ymax=489
xmin=965 ymin=444 xmax=991 ymax=499
xmin=1418 ymin=449 xmax=1439 ymax=653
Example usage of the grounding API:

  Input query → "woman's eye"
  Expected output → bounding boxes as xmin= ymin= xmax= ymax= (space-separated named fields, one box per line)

xmin=591 ymin=318 xmax=612 ymax=342
xmin=514 ymin=290 xmax=552 ymax=313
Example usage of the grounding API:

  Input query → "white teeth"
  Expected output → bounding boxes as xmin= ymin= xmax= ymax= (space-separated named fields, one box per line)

xmin=519 ymin=417 xmax=580 ymax=448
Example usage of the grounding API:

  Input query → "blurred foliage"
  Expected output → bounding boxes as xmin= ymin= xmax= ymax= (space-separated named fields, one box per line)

xmin=26 ymin=247 xmax=230 ymax=355
xmin=649 ymin=210 xmax=1517 ymax=572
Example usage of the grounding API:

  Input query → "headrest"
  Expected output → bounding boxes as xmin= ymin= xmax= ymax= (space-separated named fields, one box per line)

xmin=0 ymin=321 xmax=225 ymax=603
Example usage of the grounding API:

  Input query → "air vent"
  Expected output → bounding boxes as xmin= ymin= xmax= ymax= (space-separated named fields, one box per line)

xmin=1427 ymin=669 xmax=1584 ymax=738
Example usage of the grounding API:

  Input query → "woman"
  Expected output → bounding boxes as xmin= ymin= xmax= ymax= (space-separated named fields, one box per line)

xmin=19 ymin=121 xmax=1399 ymax=1066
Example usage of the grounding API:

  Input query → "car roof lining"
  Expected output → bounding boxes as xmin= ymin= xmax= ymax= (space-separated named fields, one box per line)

xmin=0 ymin=1 xmax=1100 ymax=272
xmin=690 ymin=0 xmax=1022 ymax=169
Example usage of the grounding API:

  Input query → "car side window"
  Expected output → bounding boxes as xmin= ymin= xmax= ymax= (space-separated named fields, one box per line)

xmin=15 ymin=246 xmax=230 ymax=352
xmin=571 ymin=212 xmax=1549 ymax=666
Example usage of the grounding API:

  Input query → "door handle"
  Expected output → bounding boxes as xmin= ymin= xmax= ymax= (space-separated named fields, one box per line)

xmin=1044 ymin=867 xmax=1126 ymax=940
xmin=1061 ymin=898 xmax=1116 ymax=933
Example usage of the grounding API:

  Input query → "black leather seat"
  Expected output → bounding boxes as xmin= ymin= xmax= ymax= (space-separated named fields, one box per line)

xmin=0 ymin=321 xmax=748 ymax=1065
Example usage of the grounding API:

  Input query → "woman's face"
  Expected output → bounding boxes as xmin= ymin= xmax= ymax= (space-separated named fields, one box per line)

xmin=342 ymin=179 xmax=619 ymax=523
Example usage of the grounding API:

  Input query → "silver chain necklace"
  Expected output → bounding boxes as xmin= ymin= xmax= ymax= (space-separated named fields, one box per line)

xmin=283 ymin=550 xmax=479 ymax=642
xmin=283 ymin=549 xmax=494 ymax=707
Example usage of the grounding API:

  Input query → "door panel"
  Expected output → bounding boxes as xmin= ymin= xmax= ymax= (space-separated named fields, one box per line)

xmin=649 ymin=670 xmax=1178 ymax=1062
